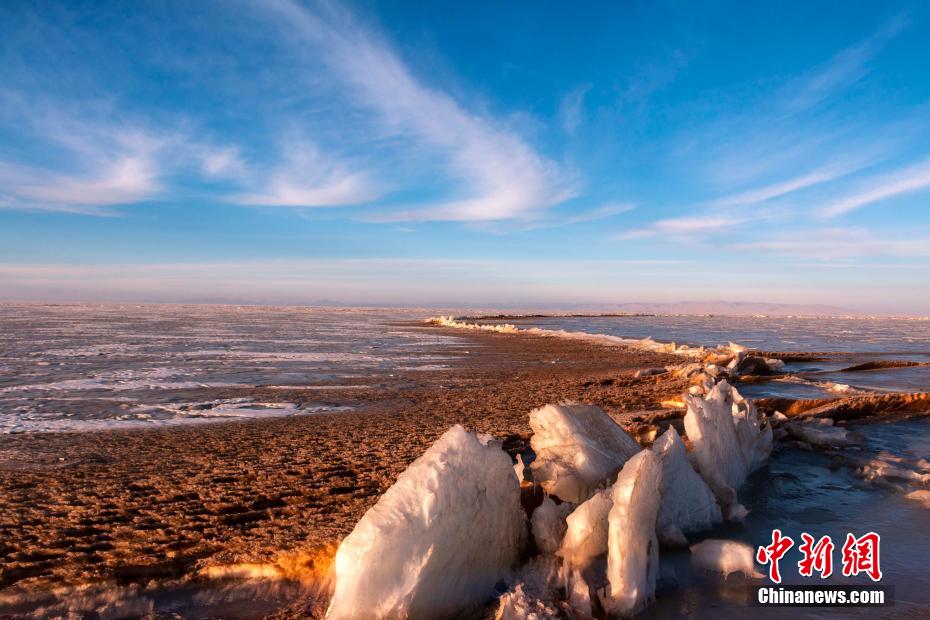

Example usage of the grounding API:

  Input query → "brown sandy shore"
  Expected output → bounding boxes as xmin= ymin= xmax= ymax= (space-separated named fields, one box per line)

xmin=0 ymin=324 xmax=691 ymax=616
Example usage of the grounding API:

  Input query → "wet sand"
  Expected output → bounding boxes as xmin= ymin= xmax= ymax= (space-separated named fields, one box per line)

xmin=0 ymin=325 xmax=689 ymax=615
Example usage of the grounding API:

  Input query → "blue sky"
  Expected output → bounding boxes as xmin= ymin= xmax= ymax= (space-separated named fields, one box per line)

xmin=2 ymin=1 xmax=930 ymax=312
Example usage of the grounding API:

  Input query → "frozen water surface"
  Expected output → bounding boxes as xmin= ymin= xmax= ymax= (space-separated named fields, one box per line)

xmin=509 ymin=315 xmax=930 ymax=354
xmin=0 ymin=303 xmax=464 ymax=432
xmin=510 ymin=315 xmax=930 ymax=395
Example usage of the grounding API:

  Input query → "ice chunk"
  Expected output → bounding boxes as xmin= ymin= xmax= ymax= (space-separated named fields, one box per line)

xmin=531 ymin=497 xmax=571 ymax=555
xmin=529 ymin=402 xmax=641 ymax=503
xmin=728 ymin=342 xmax=749 ymax=354
xmin=735 ymin=356 xmax=774 ymax=376
xmin=558 ymin=490 xmax=612 ymax=570
xmin=492 ymin=556 xmax=561 ymax=620
xmin=731 ymin=387 xmax=773 ymax=473
xmin=673 ymin=362 xmax=704 ymax=378
xmin=652 ymin=427 xmax=722 ymax=545
xmin=514 ymin=454 xmax=526 ymax=483
xmin=492 ymin=585 xmax=560 ymax=620
xmin=684 ymin=381 xmax=771 ymax=515
xmin=326 ymin=425 xmax=522 ymax=620
xmin=786 ymin=419 xmax=854 ymax=447
xmin=857 ymin=456 xmax=930 ymax=485
xmin=765 ymin=358 xmax=785 ymax=372
xmin=601 ymin=450 xmax=663 ymax=617
xmin=726 ymin=503 xmax=750 ymax=522
xmin=684 ymin=384 xmax=747 ymax=508
xmin=634 ymin=367 xmax=667 ymax=378
xmin=566 ymin=568 xmax=593 ymax=618
xmin=690 ymin=539 xmax=763 ymax=579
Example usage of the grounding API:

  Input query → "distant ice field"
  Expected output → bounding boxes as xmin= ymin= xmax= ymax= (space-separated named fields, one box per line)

xmin=0 ymin=304 xmax=464 ymax=433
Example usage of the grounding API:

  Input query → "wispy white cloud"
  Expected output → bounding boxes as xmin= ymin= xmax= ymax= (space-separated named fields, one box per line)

xmin=708 ymin=163 xmax=862 ymax=208
xmin=0 ymin=158 xmax=158 ymax=213
xmin=820 ymin=157 xmax=930 ymax=217
xmin=616 ymin=213 xmax=750 ymax=240
xmin=0 ymin=103 xmax=169 ymax=212
xmin=233 ymin=138 xmax=382 ymax=207
xmin=265 ymin=0 xmax=575 ymax=221
xmin=198 ymin=146 xmax=246 ymax=178
xmin=0 ymin=96 xmax=252 ymax=213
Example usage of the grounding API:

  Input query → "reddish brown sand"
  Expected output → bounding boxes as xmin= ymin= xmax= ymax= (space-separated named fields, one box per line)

xmin=0 ymin=325 xmax=690 ymax=616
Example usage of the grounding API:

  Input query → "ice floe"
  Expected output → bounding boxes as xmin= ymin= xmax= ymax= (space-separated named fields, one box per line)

xmin=652 ymin=427 xmax=722 ymax=545
xmin=684 ymin=381 xmax=772 ymax=519
xmin=601 ymin=450 xmax=663 ymax=617
xmin=785 ymin=418 xmax=855 ymax=447
xmin=529 ymin=403 xmax=642 ymax=503
xmin=531 ymin=497 xmax=571 ymax=555
xmin=558 ymin=490 xmax=612 ymax=570
xmin=326 ymin=425 xmax=522 ymax=620
xmin=855 ymin=455 xmax=930 ymax=485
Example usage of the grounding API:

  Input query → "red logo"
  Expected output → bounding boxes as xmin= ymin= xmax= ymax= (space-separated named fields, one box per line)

xmin=756 ymin=530 xmax=882 ymax=583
